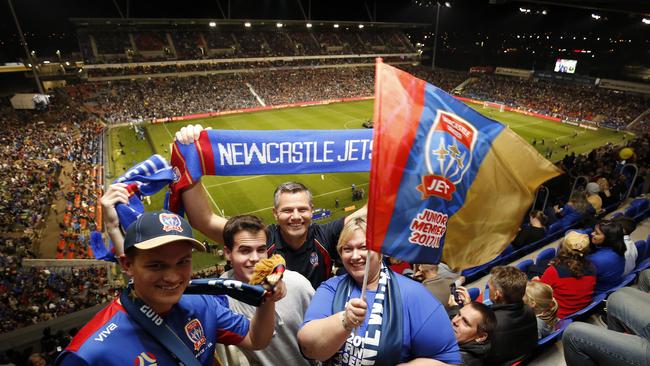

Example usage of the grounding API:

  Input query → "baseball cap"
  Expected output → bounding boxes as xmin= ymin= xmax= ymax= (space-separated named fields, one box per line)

xmin=586 ymin=182 xmax=600 ymax=194
xmin=124 ymin=211 xmax=205 ymax=252
xmin=562 ymin=230 xmax=590 ymax=255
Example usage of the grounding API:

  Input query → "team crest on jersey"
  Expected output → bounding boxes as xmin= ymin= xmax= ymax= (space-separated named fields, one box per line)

xmin=172 ymin=166 xmax=181 ymax=183
xmin=417 ymin=110 xmax=478 ymax=201
xmin=159 ymin=213 xmax=183 ymax=232
xmin=134 ymin=351 xmax=157 ymax=366
xmin=184 ymin=318 xmax=207 ymax=351
xmin=310 ymin=251 xmax=319 ymax=267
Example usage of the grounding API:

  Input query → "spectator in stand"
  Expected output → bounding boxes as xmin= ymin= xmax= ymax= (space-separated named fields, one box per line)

xmin=611 ymin=216 xmax=638 ymax=276
xmin=585 ymin=182 xmax=603 ymax=213
xmin=415 ymin=263 xmax=455 ymax=310
xmin=588 ymin=220 xmax=627 ymax=294
xmin=27 ymin=353 xmax=47 ymax=366
xmin=483 ymin=266 xmax=538 ymax=365
xmin=534 ymin=231 xmax=595 ymax=318
xmin=563 ymin=286 xmax=650 ymax=366
xmin=511 ymin=210 xmax=547 ymax=249
xmin=447 ymin=300 xmax=497 ymax=366
xmin=596 ymin=177 xmax=617 ymax=208
xmin=524 ymin=281 xmax=559 ymax=339
xmin=298 ymin=216 xmax=461 ymax=365
xmin=550 ymin=191 xmax=595 ymax=228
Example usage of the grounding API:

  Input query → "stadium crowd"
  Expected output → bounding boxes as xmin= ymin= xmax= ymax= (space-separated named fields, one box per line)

xmin=0 ymin=265 xmax=116 ymax=334
xmin=461 ymin=74 xmax=650 ymax=128
xmin=80 ymin=28 xmax=415 ymax=63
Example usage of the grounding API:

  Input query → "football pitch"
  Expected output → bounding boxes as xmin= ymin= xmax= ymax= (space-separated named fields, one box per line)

xmin=107 ymin=99 xmax=626 ymax=268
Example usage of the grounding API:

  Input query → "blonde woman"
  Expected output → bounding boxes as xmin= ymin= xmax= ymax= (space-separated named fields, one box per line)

xmin=524 ymin=281 xmax=559 ymax=339
xmin=298 ymin=216 xmax=460 ymax=365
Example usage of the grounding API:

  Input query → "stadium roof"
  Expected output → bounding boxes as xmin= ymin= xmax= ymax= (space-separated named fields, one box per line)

xmin=69 ymin=18 xmax=430 ymax=29
xmin=520 ymin=1 xmax=649 ymax=16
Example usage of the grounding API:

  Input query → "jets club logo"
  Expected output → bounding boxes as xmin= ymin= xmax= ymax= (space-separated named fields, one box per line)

xmin=134 ymin=352 xmax=157 ymax=366
xmin=159 ymin=213 xmax=183 ymax=232
xmin=185 ymin=318 xmax=207 ymax=351
xmin=417 ymin=110 xmax=478 ymax=200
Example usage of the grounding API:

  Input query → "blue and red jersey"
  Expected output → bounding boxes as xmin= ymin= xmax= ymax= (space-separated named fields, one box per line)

xmin=56 ymin=294 xmax=249 ymax=365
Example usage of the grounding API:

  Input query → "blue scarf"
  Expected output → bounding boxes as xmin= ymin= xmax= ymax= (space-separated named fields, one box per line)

xmin=113 ymin=154 xmax=175 ymax=231
xmin=331 ymin=265 xmax=403 ymax=366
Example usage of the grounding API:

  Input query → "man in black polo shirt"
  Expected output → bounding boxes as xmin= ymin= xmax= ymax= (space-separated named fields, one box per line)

xmin=177 ymin=125 xmax=366 ymax=288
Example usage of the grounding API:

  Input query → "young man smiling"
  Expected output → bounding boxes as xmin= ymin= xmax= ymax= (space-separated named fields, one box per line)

xmin=56 ymin=186 xmax=285 ymax=366
xmin=178 ymin=123 xmax=366 ymax=289
xmin=217 ymin=214 xmax=317 ymax=366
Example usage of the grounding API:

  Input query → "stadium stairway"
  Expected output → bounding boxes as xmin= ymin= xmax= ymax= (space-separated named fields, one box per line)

xmin=465 ymin=197 xmax=650 ymax=366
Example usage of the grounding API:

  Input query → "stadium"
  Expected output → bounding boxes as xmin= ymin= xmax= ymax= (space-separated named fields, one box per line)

xmin=0 ymin=0 xmax=649 ymax=365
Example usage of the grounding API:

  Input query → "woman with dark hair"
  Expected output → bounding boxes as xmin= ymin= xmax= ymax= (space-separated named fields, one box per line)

xmin=588 ymin=220 xmax=627 ymax=295
xmin=536 ymin=231 xmax=596 ymax=318
xmin=511 ymin=210 xmax=547 ymax=249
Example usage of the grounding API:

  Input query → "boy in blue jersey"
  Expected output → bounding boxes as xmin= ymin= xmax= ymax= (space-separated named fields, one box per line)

xmin=56 ymin=192 xmax=286 ymax=366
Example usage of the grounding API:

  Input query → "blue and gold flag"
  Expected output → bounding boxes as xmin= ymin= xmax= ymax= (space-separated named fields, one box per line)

xmin=367 ymin=61 xmax=562 ymax=270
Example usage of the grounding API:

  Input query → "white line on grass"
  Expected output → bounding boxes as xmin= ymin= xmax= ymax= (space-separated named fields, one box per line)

xmin=240 ymin=183 xmax=369 ymax=215
xmin=202 ymin=181 xmax=225 ymax=217
xmin=204 ymin=175 xmax=264 ymax=188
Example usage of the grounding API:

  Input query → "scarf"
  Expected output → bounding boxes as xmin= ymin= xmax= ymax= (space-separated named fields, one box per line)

xmin=331 ymin=265 xmax=403 ymax=366
xmin=113 ymin=154 xmax=175 ymax=230
xmin=167 ymin=129 xmax=372 ymax=213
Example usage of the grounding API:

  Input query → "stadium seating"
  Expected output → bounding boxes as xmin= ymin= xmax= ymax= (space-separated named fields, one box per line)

xmin=516 ymin=259 xmax=534 ymax=273
xmin=537 ymin=318 xmax=573 ymax=347
xmin=535 ymin=248 xmax=556 ymax=266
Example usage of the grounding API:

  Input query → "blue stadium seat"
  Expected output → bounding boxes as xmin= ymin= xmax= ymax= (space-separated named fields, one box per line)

xmin=605 ymin=273 xmax=637 ymax=295
xmin=468 ymin=287 xmax=481 ymax=302
xmin=537 ymin=318 xmax=573 ymax=347
xmin=536 ymin=248 xmax=556 ymax=266
xmin=547 ymin=221 xmax=564 ymax=234
xmin=635 ymin=240 xmax=647 ymax=266
xmin=516 ymin=259 xmax=534 ymax=273
xmin=610 ymin=212 xmax=624 ymax=219
xmin=636 ymin=257 xmax=650 ymax=273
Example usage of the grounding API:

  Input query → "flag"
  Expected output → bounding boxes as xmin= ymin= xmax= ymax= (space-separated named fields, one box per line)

xmin=367 ymin=61 xmax=562 ymax=270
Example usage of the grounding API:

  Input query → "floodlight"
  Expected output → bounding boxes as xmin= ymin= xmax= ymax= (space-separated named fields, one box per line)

xmin=306 ymin=23 xmax=312 ymax=28
xmin=244 ymin=22 xmax=251 ymax=27
xmin=209 ymin=22 xmax=216 ymax=27
xmin=334 ymin=24 xmax=339 ymax=28
xmin=591 ymin=14 xmax=601 ymax=20
xmin=276 ymin=22 xmax=283 ymax=28
xmin=444 ymin=2 xmax=451 ymax=8
xmin=643 ymin=18 xmax=650 ymax=25
xmin=542 ymin=10 xmax=547 ymax=15
xmin=43 ymin=60 xmax=50 ymax=64
xmin=358 ymin=24 xmax=364 ymax=29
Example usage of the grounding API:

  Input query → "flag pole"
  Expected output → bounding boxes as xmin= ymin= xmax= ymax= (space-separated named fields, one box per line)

xmin=356 ymin=252 xmax=372 ymax=335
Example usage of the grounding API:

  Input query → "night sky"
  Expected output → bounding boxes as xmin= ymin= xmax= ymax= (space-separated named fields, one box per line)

xmin=0 ymin=0 xmax=648 ymax=77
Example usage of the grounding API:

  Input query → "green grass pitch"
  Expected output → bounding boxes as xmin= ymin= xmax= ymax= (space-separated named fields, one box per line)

xmin=107 ymin=99 xmax=626 ymax=269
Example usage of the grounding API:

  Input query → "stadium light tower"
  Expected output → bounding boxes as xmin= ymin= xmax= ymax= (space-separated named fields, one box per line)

xmin=7 ymin=0 xmax=44 ymax=94
xmin=431 ymin=1 xmax=441 ymax=70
